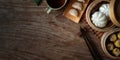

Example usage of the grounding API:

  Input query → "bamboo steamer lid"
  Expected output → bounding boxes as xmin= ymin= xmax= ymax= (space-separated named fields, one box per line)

xmin=109 ymin=0 xmax=120 ymax=27
xmin=86 ymin=0 xmax=115 ymax=32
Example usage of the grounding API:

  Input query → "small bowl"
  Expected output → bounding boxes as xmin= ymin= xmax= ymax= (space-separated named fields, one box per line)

xmin=86 ymin=0 xmax=115 ymax=32
xmin=101 ymin=28 xmax=120 ymax=59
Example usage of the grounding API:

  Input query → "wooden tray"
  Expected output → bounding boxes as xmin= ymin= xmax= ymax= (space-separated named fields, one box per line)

xmin=109 ymin=0 xmax=120 ymax=27
xmin=63 ymin=0 xmax=90 ymax=23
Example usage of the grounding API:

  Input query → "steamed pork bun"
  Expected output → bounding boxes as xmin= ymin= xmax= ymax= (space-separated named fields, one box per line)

xmin=99 ymin=4 xmax=109 ymax=16
xmin=91 ymin=11 xmax=108 ymax=28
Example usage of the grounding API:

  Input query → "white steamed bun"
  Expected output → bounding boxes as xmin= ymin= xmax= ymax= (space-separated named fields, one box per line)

xmin=99 ymin=4 xmax=109 ymax=16
xmin=91 ymin=11 xmax=108 ymax=28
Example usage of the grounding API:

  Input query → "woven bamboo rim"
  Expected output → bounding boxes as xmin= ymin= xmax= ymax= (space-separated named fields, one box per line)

xmin=86 ymin=0 xmax=115 ymax=32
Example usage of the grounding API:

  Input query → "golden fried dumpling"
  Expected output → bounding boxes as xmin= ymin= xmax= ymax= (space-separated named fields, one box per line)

xmin=110 ymin=34 xmax=117 ymax=42
xmin=107 ymin=43 xmax=114 ymax=51
xmin=112 ymin=48 xmax=120 ymax=56
xmin=117 ymin=32 xmax=120 ymax=39
xmin=114 ymin=40 xmax=120 ymax=48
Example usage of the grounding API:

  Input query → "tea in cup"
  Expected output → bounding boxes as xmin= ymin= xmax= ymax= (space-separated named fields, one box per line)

xmin=46 ymin=0 xmax=67 ymax=14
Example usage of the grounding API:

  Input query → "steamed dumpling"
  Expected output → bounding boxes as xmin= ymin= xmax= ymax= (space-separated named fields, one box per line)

xmin=107 ymin=43 xmax=114 ymax=51
xmin=72 ymin=2 xmax=82 ymax=10
xmin=99 ymin=4 xmax=109 ymax=16
xmin=117 ymin=32 xmax=120 ymax=39
xmin=112 ymin=48 xmax=120 ymax=56
xmin=77 ymin=0 xmax=85 ymax=3
xmin=69 ymin=9 xmax=78 ymax=17
xmin=110 ymin=34 xmax=117 ymax=42
xmin=114 ymin=40 xmax=120 ymax=48
xmin=91 ymin=11 xmax=108 ymax=28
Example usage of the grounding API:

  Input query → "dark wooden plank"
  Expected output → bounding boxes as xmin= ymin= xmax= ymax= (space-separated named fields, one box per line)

xmin=0 ymin=0 xmax=114 ymax=60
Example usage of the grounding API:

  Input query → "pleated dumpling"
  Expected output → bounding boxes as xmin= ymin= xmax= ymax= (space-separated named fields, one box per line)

xmin=69 ymin=9 xmax=78 ymax=17
xmin=112 ymin=48 xmax=120 ymax=56
xmin=114 ymin=40 xmax=120 ymax=48
xmin=110 ymin=34 xmax=117 ymax=42
xmin=91 ymin=11 xmax=108 ymax=28
xmin=77 ymin=0 xmax=85 ymax=3
xmin=107 ymin=43 xmax=114 ymax=51
xmin=72 ymin=2 xmax=82 ymax=10
xmin=99 ymin=4 xmax=109 ymax=16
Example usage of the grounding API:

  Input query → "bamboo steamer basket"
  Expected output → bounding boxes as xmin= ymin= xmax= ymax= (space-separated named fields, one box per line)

xmin=101 ymin=28 xmax=120 ymax=59
xmin=86 ymin=0 xmax=115 ymax=32
xmin=109 ymin=0 xmax=120 ymax=27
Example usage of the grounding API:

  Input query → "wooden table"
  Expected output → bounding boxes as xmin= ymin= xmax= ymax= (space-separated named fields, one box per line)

xmin=0 ymin=0 xmax=115 ymax=60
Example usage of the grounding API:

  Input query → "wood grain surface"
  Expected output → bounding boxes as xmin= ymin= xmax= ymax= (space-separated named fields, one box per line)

xmin=0 ymin=0 xmax=115 ymax=60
